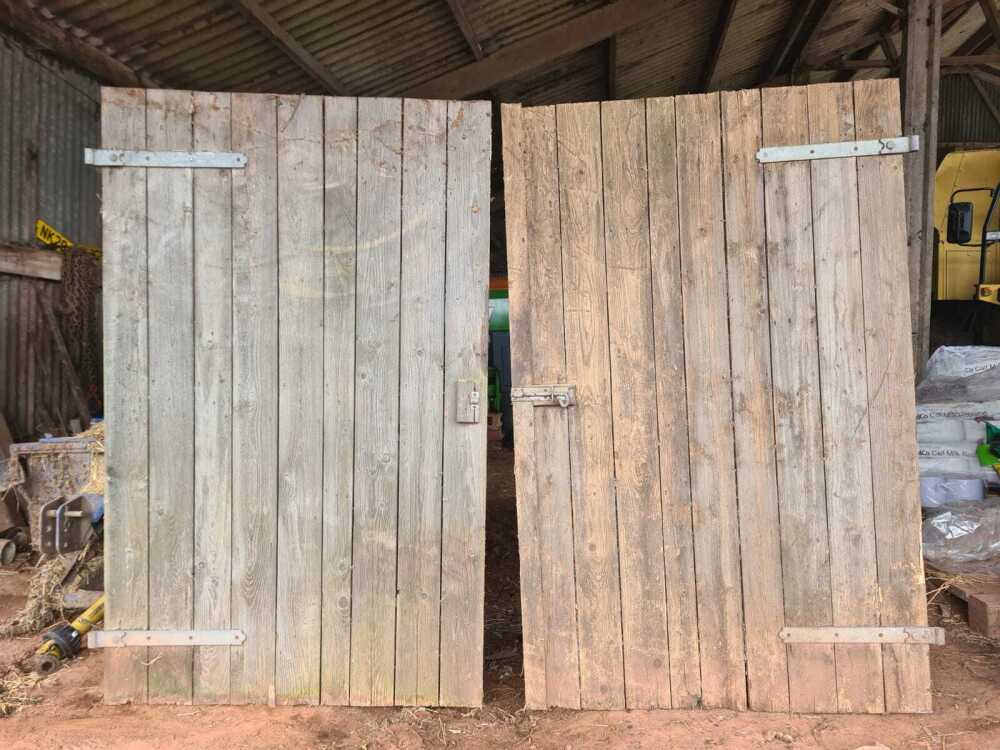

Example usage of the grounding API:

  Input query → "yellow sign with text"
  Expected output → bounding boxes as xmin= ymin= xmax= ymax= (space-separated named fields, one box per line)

xmin=35 ymin=219 xmax=101 ymax=258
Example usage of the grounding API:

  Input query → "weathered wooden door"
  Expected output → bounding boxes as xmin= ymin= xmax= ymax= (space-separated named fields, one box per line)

xmin=501 ymin=80 xmax=933 ymax=713
xmin=100 ymin=88 xmax=491 ymax=706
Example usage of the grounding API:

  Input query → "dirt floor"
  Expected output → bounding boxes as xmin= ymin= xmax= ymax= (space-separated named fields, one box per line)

xmin=2 ymin=444 xmax=1000 ymax=748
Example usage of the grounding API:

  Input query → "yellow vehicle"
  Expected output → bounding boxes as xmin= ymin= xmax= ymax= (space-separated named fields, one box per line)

xmin=939 ymin=149 xmax=1000 ymax=306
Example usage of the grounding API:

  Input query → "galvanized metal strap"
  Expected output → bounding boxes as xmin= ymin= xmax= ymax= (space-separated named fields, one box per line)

xmin=89 ymin=629 xmax=246 ymax=648
xmin=84 ymin=148 xmax=247 ymax=169
xmin=756 ymin=135 xmax=919 ymax=164
xmin=511 ymin=384 xmax=577 ymax=408
xmin=778 ymin=626 xmax=944 ymax=646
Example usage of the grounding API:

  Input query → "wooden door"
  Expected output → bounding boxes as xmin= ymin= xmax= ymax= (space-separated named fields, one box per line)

xmin=501 ymin=80 xmax=933 ymax=714
xmin=100 ymin=88 xmax=491 ymax=706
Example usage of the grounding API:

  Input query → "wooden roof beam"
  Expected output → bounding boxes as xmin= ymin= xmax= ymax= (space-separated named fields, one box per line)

xmin=978 ymin=0 xmax=1000 ymax=46
xmin=762 ymin=0 xmax=835 ymax=83
xmin=701 ymin=0 xmax=739 ymax=92
xmin=808 ymin=52 xmax=1000 ymax=69
xmin=408 ymin=0 xmax=674 ymax=99
xmin=445 ymin=0 xmax=485 ymax=60
xmin=225 ymin=0 xmax=349 ymax=94
xmin=0 ymin=0 xmax=151 ymax=86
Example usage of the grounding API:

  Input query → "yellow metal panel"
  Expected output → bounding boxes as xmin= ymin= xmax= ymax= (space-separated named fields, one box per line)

xmin=934 ymin=149 xmax=1000 ymax=300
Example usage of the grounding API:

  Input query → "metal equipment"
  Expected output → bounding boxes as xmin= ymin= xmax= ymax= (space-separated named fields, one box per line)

xmin=31 ymin=593 xmax=104 ymax=675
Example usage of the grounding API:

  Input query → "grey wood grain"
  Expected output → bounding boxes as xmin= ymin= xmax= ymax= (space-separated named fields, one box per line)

xmin=439 ymin=99 xmax=491 ymax=707
xmin=854 ymin=78 xmax=933 ymax=713
xmin=350 ymin=97 xmax=402 ymax=707
xmin=321 ymin=95 xmax=358 ymax=706
xmin=275 ymin=94 xmax=324 ymax=705
xmin=600 ymin=98 xmax=671 ymax=709
xmin=644 ymin=96 xmax=702 ymax=709
xmin=807 ymin=82 xmax=884 ymax=714
xmin=395 ymin=97 xmax=447 ymax=706
xmin=675 ymin=92 xmax=747 ymax=710
xmin=760 ymin=85 xmax=838 ymax=714
xmin=101 ymin=86 xmax=150 ymax=704
xmin=192 ymin=91 xmax=234 ymax=704
xmin=720 ymin=88 xmax=789 ymax=712
xmin=146 ymin=88 xmax=195 ymax=704
xmin=230 ymin=92 xmax=279 ymax=705
xmin=556 ymin=101 xmax=626 ymax=710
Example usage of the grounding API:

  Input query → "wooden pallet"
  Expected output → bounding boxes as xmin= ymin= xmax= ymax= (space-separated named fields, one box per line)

xmin=930 ymin=568 xmax=1000 ymax=639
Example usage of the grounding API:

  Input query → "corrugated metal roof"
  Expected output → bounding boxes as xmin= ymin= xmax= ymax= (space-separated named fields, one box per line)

xmin=940 ymin=73 xmax=1000 ymax=146
xmin=10 ymin=1 xmax=993 ymax=108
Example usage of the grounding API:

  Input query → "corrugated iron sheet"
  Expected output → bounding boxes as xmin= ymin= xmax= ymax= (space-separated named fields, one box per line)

xmin=0 ymin=30 xmax=100 ymax=246
xmin=0 ymin=274 xmax=79 ymax=440
xmin=26 ymin=0 xmax=991 ymax=105
xmin=0 ymin=30 xmax=101 ymax=440
xmin=939 ymin=74 xmax=1000 ymax=146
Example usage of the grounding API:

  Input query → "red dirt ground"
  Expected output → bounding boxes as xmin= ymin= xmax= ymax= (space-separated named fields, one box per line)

xmin=1 ymin=444 xmax=1000 ymax=749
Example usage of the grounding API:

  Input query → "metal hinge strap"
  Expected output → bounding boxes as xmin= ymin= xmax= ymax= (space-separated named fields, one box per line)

xmin=778 ymin=626 xmax=944 ymax=646
xmin=89 ymin=629 xmax=246 ymax=648
xmin=511 ymin=384 xmax=576 ymax=408
xmin=84 ymin=148 xmax=247 ymax=169
xmin=756 ymin=135 xmax=919 ymax=164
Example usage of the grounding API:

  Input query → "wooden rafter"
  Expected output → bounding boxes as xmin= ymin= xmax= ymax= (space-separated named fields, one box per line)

xmin=701 ymin=0 xmax=739 ymax=92
xmin=225 ymin=0 xmax=349 ymax=94
xmin=408 ymin=0 xmax=673 ymax=99
xmin=807 ymin=52 xmax=1000 ymax=70
xmin=762 ymin=0 xmax=834 ymax=83
xmin=0 ymin=0 xmax=150 ymax=86
xmin=979 ymin=0 xmax=1000 ymax=46
xmin=445 ymin=0 xmax=485 ymax=60
xmin=608 ymin=36 xmax=617 ymax=99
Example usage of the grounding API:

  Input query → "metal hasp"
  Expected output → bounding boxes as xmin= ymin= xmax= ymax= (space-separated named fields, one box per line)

xmin=84 ymin=147 xmax=247 ymax=169
xmin=455 ymin=379 xmax=482 ymax=423
xmin=38 ymin=493 xmax=103 ymax=555
xmin=511 ymin=384 xmax=577 ymax=408
xmin=89 ymin=629 xmax=247 ymax=648
xmin=779 ymin=626 xmax=945 ymax=646
xmin=756 ymin=135 xmax=920 ymax=164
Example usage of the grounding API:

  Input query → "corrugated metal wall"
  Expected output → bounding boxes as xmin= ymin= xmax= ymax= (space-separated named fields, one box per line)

xmin=0 ymin=30 xmax=101 ymax=245
xmin=939 ymin=74 xmax=1000 ymax=147
xmin=0 ymin=30 xmax=101 ymax=440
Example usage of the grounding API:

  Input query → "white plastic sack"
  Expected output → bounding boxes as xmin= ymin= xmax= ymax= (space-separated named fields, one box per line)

xmin=923 ymin=502 xmax=1000 ymax=564
xmin=917 ymin=441 xmax=981 ymax=459
xmin=918 ymin=456 xmax=997 ymax=482
xmin=924 ymin=346 xmax=1000 ymax=379
xmin=920 ymin=477 xmax=986 ymax=508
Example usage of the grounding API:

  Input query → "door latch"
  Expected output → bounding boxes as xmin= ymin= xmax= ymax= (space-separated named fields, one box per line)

xmin=456 ymin=380 xmax=481 ymax=424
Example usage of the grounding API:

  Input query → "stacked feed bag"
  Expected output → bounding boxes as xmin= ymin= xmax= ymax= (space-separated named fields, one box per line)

xmin=916 ymin=347 xmax=1000 ymax=506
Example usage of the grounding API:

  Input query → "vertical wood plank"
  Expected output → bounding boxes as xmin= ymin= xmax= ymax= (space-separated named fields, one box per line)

xmin=600 ymin=98 xmax=670 ymax=710
xmin=675 ymin=92 xmax=747 ymax=711
xmin=720 ymin=88 xmax=789 ymax=713
xmin=439 ymin=99 xmax=491 ymax=707
xmin=275 ymin=94 xmax=325 ymax=705
xmin=644 ymin=96 xmax=702 ymax=709
xmin=192 ymin=91 xmax=233 ymax=704
xmin=230 ymin=92 xmax=279 ymax=705
xmin=760 ymin=85 xmax=837 ymax=714
xmin=853 ymin=78 xmax=932 ymax=714
xmin=321 ymin=95 xmax=358 ymax=707
xmin=500 ymin=104 xmax=548 ymax=710
xmin=806 ymin=82 xmax=885 ymax=714
xmin=101 ymin=86 xmax=149 ymax=704
xmin=555 ymin=101 xmax=626 ymax=710
xmin=350 ymin=97 xmax=402 ymax=707
xmin=520 ymin=105 xmax=580 ymax=710
xmin=395 ymin=98 xmax=447 ymax=707
xmin=146 ymin=88 xmax=195 ymax=703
